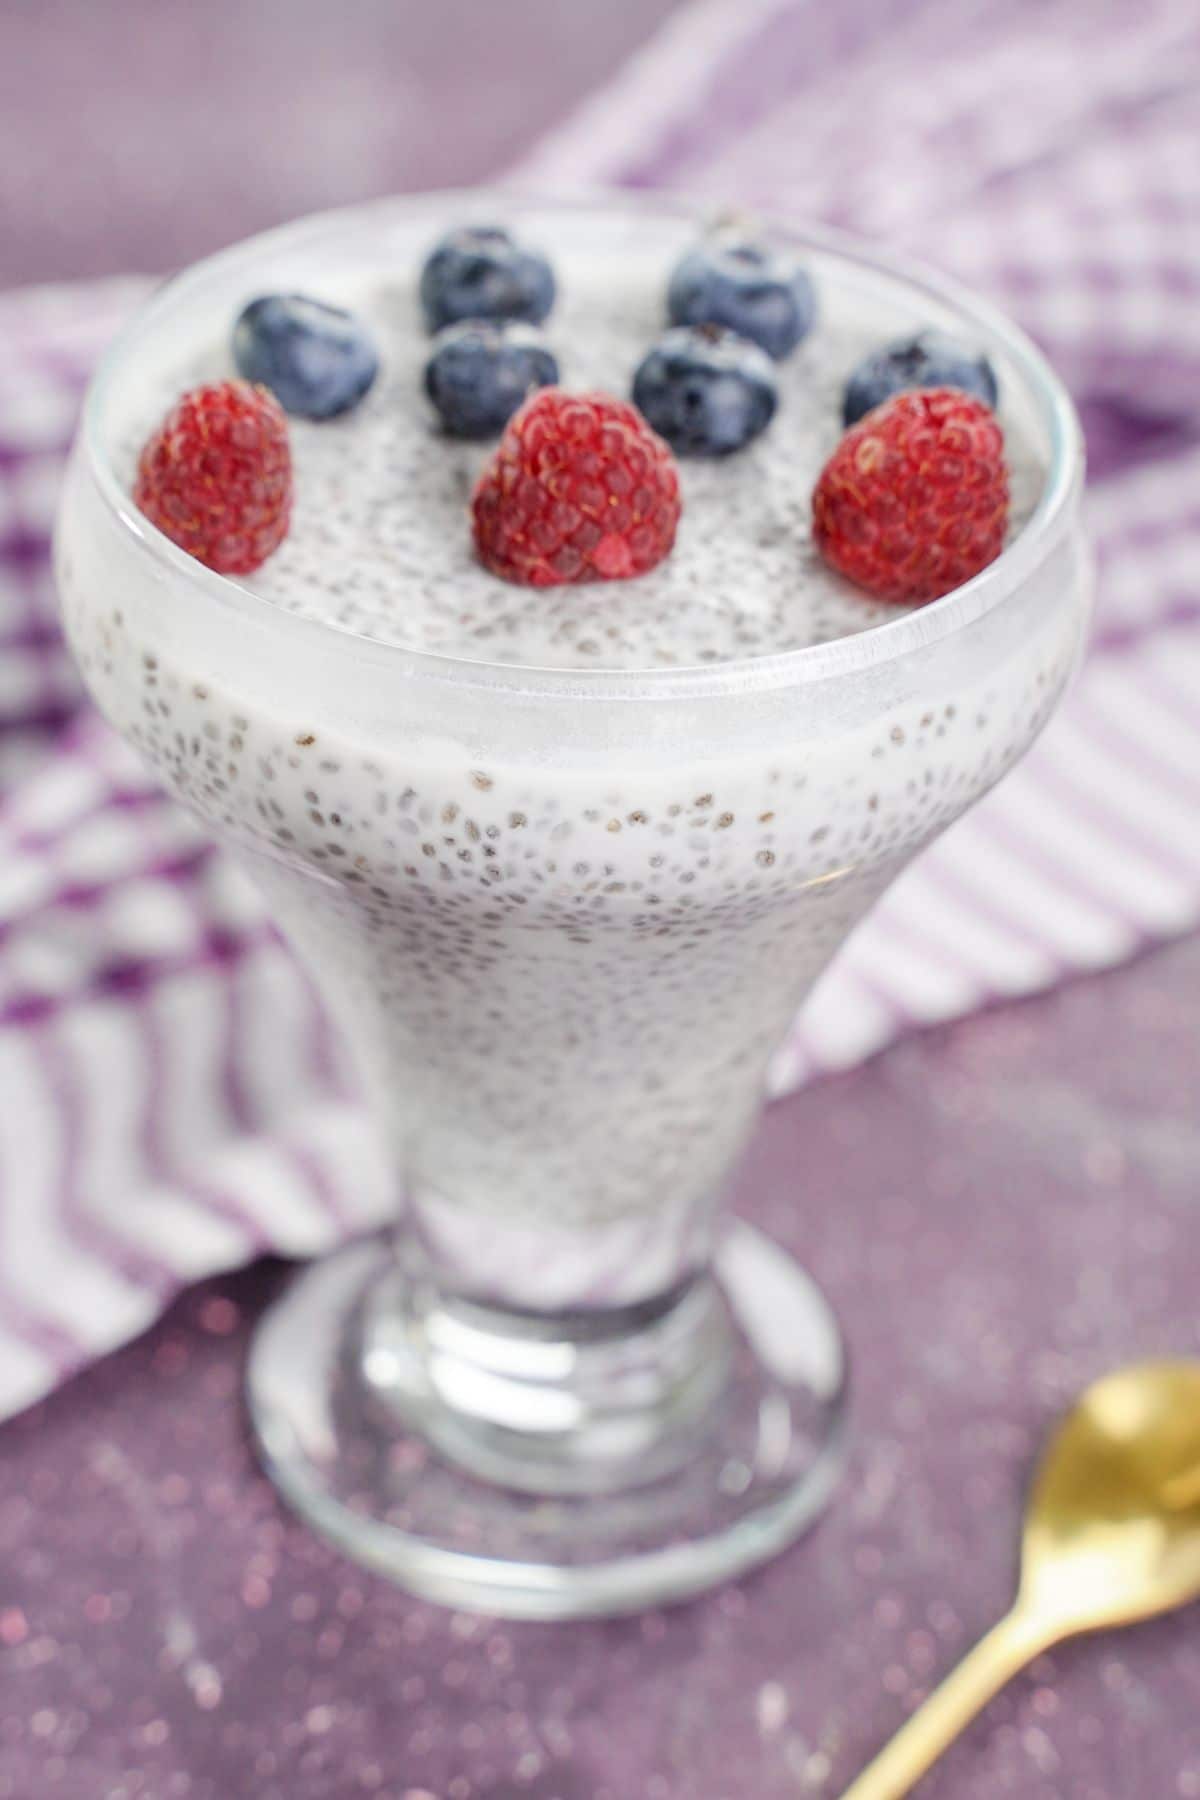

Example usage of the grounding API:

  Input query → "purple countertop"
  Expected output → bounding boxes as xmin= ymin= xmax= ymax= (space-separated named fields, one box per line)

xmin=2 ymin=933 xmax=1198 ymax=1799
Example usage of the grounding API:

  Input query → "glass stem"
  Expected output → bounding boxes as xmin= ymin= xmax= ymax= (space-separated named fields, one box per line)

xmin=357 ymin=1248 xmax=736 ymax=1496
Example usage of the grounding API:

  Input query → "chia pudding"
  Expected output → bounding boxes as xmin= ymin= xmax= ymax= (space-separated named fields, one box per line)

xmin=56 ymin=198 xmax=1089 ymax=1309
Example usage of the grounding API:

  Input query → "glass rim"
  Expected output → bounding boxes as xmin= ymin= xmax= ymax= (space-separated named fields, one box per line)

xmin=80 ymin=183 xmax=1086 ymax=704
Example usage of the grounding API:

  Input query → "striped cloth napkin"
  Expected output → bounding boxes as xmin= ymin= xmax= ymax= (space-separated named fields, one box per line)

xmin=1 ymin=0 xmax=1198 ymax=1418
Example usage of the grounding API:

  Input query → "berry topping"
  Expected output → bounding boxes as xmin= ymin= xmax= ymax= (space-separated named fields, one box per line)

xmin=472 ymin=388 xmax=681 ymax=587
xmin=812 ymin=388 xmax=1008 ymax=605
xmin=667 ymin=229 xmax=815 ymax=361
xmin=842 ymin=329 xmax=999 ymax=427
xmin=424 ymin=320 xmax=559 ymax=439
xmin=233 ymin=294 xmax=379 ymax=420
xmin=134 ymin=379 xmax=292 ymax=575
xmin=419 ymin=225 xmax=556 ymax=333
xmin=632 ymin=324 xmax=777 ymax=457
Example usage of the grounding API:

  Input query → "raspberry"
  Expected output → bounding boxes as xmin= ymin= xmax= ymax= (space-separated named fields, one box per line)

xmin=812 ymin=388 xmax=1008 ymax=604
xmin=471 ymin=389 xmax=682 ymax=586
xmin=134 ymin=379 xmax=292 ymax=575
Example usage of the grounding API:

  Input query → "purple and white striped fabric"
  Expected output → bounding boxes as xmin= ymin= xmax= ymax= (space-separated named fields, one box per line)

xmin=2 ymin=0 xmax=1199 ymax=1417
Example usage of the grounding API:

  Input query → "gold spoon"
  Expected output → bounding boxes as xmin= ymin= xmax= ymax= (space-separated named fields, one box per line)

xmin=841 ymin=1360 xmax=1200 ymax=1800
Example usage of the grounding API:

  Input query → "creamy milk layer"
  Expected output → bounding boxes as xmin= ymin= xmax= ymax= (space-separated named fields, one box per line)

xmin=60 ymin=203 xmax=1087 ymax=1309
xmin=122 ymin=249 xmax=1044 ymax=670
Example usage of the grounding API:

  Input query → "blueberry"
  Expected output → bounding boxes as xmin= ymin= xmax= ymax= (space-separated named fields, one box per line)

xmin=424 ymin=321 xmax=559 ymax=439
xmin=667 ymin=231 xmax=816 ymax=361
xmin=842 ymin=330 xmax=999 ymax=426
xmin=419 ymin=226 xmax=556 ymax=333
xmin=232 ymin=294 xmax=379 ymax=420
xmin=632 ymin=325 xmax=777 ymax=457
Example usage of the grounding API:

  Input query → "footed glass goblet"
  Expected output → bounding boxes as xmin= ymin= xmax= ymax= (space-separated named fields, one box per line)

xmin=55 ymin=193 xmax=1090 ymax=1618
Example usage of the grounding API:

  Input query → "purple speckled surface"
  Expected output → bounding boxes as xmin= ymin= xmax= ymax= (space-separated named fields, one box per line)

xmin=3 ymin=935 xmax=1199 ymax=1799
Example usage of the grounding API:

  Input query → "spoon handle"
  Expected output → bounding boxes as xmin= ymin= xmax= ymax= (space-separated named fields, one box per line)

xmin=838 ymin=1608 xmax=1051 ymax=1800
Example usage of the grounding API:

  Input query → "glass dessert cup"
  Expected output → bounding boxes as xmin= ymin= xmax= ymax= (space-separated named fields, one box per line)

xmin=55 ymin=192 xmax=1091 ymax=1619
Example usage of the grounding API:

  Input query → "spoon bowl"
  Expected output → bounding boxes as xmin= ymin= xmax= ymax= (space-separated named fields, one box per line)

xmin=1019 ymin=1360 xmax=1200 ymax=1633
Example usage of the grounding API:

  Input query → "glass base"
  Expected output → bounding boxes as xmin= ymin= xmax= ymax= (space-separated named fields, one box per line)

xmin=246 ymin=1225 xmax=848 ymax=1620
